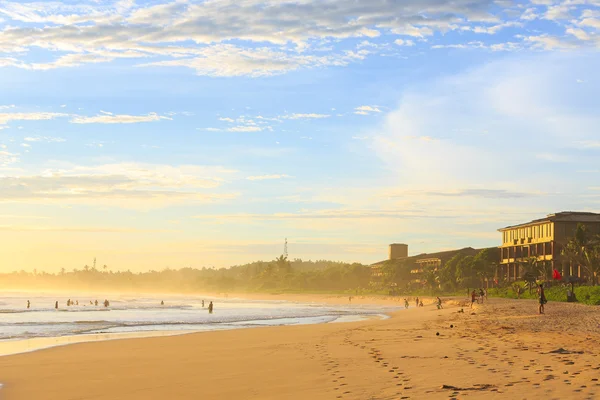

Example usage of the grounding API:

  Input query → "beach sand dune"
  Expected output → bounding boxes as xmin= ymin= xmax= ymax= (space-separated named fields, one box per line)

xmin=1 ymin=297 xmax=599 ymax=399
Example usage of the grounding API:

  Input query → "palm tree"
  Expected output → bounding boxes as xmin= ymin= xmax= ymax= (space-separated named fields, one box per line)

xmin=519 ymin=257 xmax=541 ymax=294
xmin=422 ymin=268 xmax=439 ymax=293
xmin=562 ymin=224 xmax=600 ymax=284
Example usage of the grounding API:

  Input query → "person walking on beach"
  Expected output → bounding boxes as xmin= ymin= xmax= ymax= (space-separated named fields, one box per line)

xmin=538 ymin=283 xmax=547 ymax=314
xmin=404 ymin=298 xmax=409 ymax=309
xmin=161 ymin=300 xmax=164 ymax=306
xmin=208 ymin=301 xmax=213 ymax=314
xmin=479 ymin=289 xmax=485 ymax=304
xmin=470 ymin=290 xmax=477 ymax=308
xmin=55 ymin=301 xmax=58 ymax=309
xmin=202 ymin=300 xmax=205 ymax=308
xmin=27 ymin=300 xmax=30 ymax=309
xmin=415 ymin=297 xmax=419 ymax=308
xmin=95 ymin=300 xmax=98 ymax=306
xmin=436 ymin=297 xmax=443 ymax=309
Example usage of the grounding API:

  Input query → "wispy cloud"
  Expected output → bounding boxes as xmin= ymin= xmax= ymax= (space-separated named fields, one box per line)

xmin=70 ymin=112 xmax=171 ymax=124
xmin=246 ymin=174 xmax=292 ymax=181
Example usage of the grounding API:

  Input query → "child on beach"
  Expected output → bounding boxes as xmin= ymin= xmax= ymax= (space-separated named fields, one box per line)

xmin=404 ymin=299 xmax=409 ymax=309
xmin=470 ymin=290 xmax=477 ymax=308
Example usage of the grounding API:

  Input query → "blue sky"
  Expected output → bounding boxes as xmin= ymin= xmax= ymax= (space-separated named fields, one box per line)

xmin=0 ymin=0 xmax=599 ymax=271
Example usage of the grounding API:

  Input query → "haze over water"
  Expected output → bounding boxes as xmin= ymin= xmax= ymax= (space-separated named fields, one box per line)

xmin=0 ymin=292 xmax=395 ymax=344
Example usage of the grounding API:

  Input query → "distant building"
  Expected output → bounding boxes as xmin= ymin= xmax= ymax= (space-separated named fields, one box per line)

xmin=370 ymin=245 xmax=482 ymax=286
xmin=388 ymin=243 xmax=408 ymax=260
xmin=498 ymin=211 xmax=600 ymax=281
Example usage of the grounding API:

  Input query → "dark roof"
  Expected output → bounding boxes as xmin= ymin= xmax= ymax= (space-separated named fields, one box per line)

xmin=371 ymin=247 xmax=486 ymax=267
xmin=498 ymin=211 xmax=600 ymax=231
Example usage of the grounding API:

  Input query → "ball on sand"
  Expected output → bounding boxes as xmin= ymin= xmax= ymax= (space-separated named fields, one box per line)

xmin=436 ymin=332 xmax=440 ymax=336
xmin=450 ymin=324 xmax=454 ymax=328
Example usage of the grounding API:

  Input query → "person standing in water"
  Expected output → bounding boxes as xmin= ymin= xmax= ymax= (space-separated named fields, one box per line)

xmin=161 ymin=301 xmax=164 ymax=306
xmin=202 ymin=300 xmax=205 ymax=308
xmin=208 ymin=301 xmax=213 ymax=314
xmin=27 ymin=300 xmax=30 ymax=309
xmin=95 ymin=300 xmax=98 ymax=306
xmin=55 ymin=301 xmax=58 ymax=309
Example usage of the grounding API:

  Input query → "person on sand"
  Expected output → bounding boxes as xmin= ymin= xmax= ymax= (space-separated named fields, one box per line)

xmin=471 ymin=290 xmax=477 ymax=308
xmin=208 ymin=301 xmax=214 ymax=314
xmin=479 ymin=289 xmax=484 ymax=304
xmin=538 ymin=283 xmax=547 ymax=314
xmin=404 ymin=298 xmax=409 ymax=309
xmin=484 ymin=288 xmax=488 ymax=300
xmin=27 ymin=300 xmax=30 ymax=309
xmin=55 ymin=301 xmax=58 ymax=309
xmin=161 ymin=301 xmax=164 ymax=306
xmin=419 ymin=300 xmax=424 ymax=307
xmin=415 ymin=297 xmax=419 ymax=308
xmin=436 ymin=297 xmax=443 ymax=309
xmin=202 ymin=300 xmax=205 ymax=308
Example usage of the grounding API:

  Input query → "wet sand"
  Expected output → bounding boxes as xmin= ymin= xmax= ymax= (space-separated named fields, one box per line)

xmin=1 ymin=297 xmax=599 ymax=399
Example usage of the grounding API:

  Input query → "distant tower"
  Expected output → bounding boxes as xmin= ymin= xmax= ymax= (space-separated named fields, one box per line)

xmin=284 ymin=238 xmax=288 ymax=258
xmin=388 ymin=244 xmax=408 ymax=260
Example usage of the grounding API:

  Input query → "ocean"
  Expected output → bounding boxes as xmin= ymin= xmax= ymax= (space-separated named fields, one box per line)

xmin=0 ymin=291 xmax=396 ymax=356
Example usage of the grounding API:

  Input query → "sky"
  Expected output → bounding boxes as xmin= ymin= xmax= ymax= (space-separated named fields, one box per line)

xmin=0 ymin=0 xmax=599 ymax=272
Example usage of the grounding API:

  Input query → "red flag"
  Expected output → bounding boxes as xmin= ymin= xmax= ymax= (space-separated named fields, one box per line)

xmin=553 ymin=269 xmax=562 ymax=280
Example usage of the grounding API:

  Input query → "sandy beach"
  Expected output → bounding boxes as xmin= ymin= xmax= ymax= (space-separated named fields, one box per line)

xmin=1 ymin=296 xmax=600 ymax=400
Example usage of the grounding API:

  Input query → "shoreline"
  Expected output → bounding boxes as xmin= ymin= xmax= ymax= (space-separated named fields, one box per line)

xmin=0 ymin=293 xmax=396 ymax=357
xmin=3 ymin=298 xmax=599 ymax=399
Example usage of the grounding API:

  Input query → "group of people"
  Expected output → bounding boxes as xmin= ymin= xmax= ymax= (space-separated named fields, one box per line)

xmin=402 ymin=297 xmax=426 ymax=309
xmin=49 ymin=299 xmax=109 ymax=309
xmin=470 ymin=288 xmax=488 ymax=308
xmin=201 ymin=299 xmax=214 ymax=313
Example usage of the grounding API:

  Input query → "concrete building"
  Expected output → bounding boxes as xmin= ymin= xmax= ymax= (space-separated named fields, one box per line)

xmin=498 ymin=211 xmax=600 ymax=281
xmin=388 ymin=243 xmax=408 ymax=260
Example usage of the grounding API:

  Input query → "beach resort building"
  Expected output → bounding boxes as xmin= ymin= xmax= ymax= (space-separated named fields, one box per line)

xmin=497 ymin=211 xmax=600 ymax=281
xmin=370 ymin=245 xmax=482 ymax=287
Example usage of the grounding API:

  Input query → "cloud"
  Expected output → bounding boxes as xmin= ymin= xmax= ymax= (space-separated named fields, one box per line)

xmin=394 ymin=39 xmax=415 ymax=46
xmin=246 ymin=174 xmax=292 ymax=181
xmin=0 ymin=0 xmax=570 ymax=76
xmin=0 ymin=112 xmax=68 ymax=125
xmin=370 ymin=52 xmax=600 ymax=194
xmin=0 ymin=150 xmax=19 ymax=166
xmin=0 ymin=162 xmax=239 ymax=208
xmin=24 ymin=136 xmax=66 ymax=143
xmin=282 ymin=113 xmax=331 ymax=120
xmin=227 ymin=125 xmax=264 ymax=132
xmin=70 ymin=112 xmax=171 ymax=124
xmin=354 ymin=105 xmax=382 ymax=115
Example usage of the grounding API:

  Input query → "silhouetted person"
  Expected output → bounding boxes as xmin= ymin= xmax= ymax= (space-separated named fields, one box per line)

xmin=161 ymin=301 xmax=164 ymax=306
xmin=67 ymin=299 xmax=71 ymax=307
xmin=55 ymin=301 xmax=58 ymax=309
xmin=76 ymin=300 xmax=79 ymax=306
xmin=436 ymin=297 xmax=443 ymax=309
xmin=404 ymin=298 xmax=409 ymax=309
xmin=202 ymin=300 xmax=205 ymax=308
xmin=27 ymin=300 xmax=30 ymax=309
xmin=479 ymin=289 xmax=484 ymax=304
xmin=538 ymin=283 xmax=547 ymax=314
xmin=95 ymin=300 xmax=98 ymax=306
xmin=104 ymin=299 xmax=109 ymax=308
xmin=208 ymin=301 xmax=213 ymax=314
xmin=415 ymin=297 xmax=419 ymax=308
xmin=419 ymin=300 xmax=423 ymax=307
xmin=471 ymin=290 xmax=477 ymax=308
